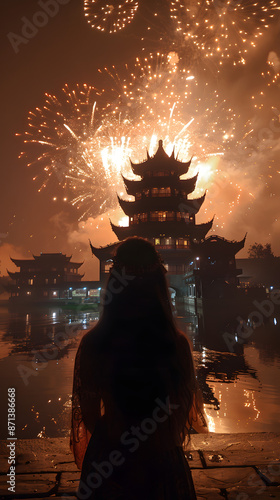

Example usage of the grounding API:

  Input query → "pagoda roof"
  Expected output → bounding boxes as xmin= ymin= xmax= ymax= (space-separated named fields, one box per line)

xmin=130 ymin=140 xmax=192 ymax=177
xmin=176 ymin=175 xmax=198 ymax=193
xmin=33 ymin=253 xmax=72 ymax=262
xmin=7 ymin=271 xmax=19 ymax=279
xmin=190 ymin=235 xmax=246 ymax=257
xmin=110 ymin=218 xmax=213 ymax=241
xmin=10 ymin=253 xmax=83 ymax=268
xmin=90 ymin=241 xmax=194 ymax=265
xmin=121 ymin=173 xmax=198 ymax=196
xmin=117 ymin=193 xmax=206 ymax=217
xmin=89 ymin=241 xmax=119 ymax=261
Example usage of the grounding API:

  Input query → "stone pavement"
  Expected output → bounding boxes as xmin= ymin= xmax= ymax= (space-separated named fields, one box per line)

xmin=0 ymin=433 xmax=279 ymax=499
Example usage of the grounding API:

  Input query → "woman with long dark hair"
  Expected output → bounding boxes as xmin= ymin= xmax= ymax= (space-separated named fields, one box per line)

xmin=71 ymin=237 xmax=207 ymax=499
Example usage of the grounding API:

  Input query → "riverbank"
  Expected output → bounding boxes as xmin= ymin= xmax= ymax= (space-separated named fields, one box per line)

xmin=0 ymin=433 xmax=279 ymax=499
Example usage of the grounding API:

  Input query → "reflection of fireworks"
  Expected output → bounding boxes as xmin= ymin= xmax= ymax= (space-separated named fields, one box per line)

xmin=84 ymin=0 xmax=139 ymax=33
xmin=20 ymin=53 xmax=249 ymax=221
xmin=170 ymin=0 xmax=280 ymax=66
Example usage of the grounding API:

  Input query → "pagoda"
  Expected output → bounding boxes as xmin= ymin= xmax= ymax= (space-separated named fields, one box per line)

xmin=90 ymin=140 xmax=215 ymax=294
xmin=7 ymin=253 xmax=87 ymax=302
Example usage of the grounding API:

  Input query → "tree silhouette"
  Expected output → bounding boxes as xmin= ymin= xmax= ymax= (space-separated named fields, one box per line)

xmin=248 ymin=243 xmax=274 ymax=259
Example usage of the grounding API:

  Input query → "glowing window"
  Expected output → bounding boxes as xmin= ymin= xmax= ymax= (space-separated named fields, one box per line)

xmin=140 ymin=213 xmax=148 ymax=222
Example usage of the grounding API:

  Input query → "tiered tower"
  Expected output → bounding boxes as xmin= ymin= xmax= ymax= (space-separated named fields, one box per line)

xmin=111 ymin=139 xmax=213 ymax=245
xmin=91 ymin=140 xmax=214 ymax=293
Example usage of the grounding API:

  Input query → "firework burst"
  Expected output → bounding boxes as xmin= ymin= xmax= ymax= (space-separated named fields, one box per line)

xmin=170 ymin=0 xmax=280 ymax=67
xmin=20 ymin=53 xmax=250 ymax=221
xmin=18 ymin=84 xmax=122 ymax=219
xmin=84 ymin=0 xmax=139 ymax=33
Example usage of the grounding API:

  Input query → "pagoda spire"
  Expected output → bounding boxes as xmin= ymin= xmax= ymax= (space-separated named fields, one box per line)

xmin=129 ymin=140 xmax=192 ymax=177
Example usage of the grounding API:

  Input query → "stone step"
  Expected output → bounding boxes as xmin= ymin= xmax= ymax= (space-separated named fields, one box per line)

xmin=0 ymin=433 xmax=279 ymax=499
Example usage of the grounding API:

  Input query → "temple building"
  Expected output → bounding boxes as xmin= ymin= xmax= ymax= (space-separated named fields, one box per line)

xmin=90 ymin=140 xmax=219 ymax=295
xmin=7 ymin=253 xmax=100 ymax=302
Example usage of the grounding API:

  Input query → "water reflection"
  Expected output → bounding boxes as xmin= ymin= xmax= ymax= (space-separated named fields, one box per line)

xmin=1 ymin=307 xmax=98 ymax=358
xmin=0 ymin=304 xmax=279 ymax=437
xmin=176 ymin=308 xmax=280 ymax=433
xmin=0 ymin=306 xmax=98 ymax=439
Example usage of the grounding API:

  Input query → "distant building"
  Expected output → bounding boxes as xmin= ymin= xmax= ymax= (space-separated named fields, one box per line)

xmin=90 ymin=140 xmax=214 ymax=295
xmin=7 ymin=253 xmax=100 ymax=302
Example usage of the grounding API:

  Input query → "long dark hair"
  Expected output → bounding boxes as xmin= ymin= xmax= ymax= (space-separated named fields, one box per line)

xmin=98 ymin=237 xmax=199 ymax=444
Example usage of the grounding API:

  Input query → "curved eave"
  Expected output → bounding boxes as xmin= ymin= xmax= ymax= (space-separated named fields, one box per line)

xmin=117 ymin=195 xmax=135 ymax=216
xmin=190 ymin=218 xmax=214 ymax=241
xmin=89 ymin=240 xmax=119 ymax=260
xmin=110 ymin=221 xmax=131 ymax=241
xmin=180 ymin=193 xmax=206 ymax=215
xmin=109 ymin=219 xmax=213 ymax=241
xmin=122 ymin=175 xmax=142 ymax=196
xmin=117 ymin=193 xmax=206 ymax=216
xmin=89 ymin=241 xmax=106 ymax=260
xmin=233 ymin=235 xmax=246 ymax=254
xmin=10 ymin=258 xmax=31 ymax=268
xmin=122 ymin=174 xmax=198 ymax=196
xmin=69 ymin=262 xmax=84 ymax=269
xmin=129 ymin=141 xmax=192 ymax=177
xmin=130 ymin=158 xmax=192 ymax=177
xmin=7 ymin=270 xmax=18 ymax=279
xmin=191 ymin=233 xmax=246 ymax=256
xmin=33 ymin=254 xmax=71 ymax=262
xmin=176 ymin=159 xmax=192 ymax=177
xmin=179 ymin=174 xmax=198 ymax=193
xmin=237 ymin=234 xmax=247 ymax=253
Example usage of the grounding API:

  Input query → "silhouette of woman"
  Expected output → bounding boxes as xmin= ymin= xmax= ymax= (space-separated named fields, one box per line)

xmin=71 ymin=237 xmax=207 ymax=499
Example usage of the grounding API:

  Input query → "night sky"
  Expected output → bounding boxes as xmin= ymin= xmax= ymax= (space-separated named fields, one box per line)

xmin=1 ymin=0 xmax=280 ymax=280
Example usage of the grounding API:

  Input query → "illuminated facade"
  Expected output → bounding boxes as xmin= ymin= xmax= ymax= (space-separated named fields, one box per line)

xmin=90 ymin=140 xmax=214 ymax=293
xmin=7 ymin=253 xmax=99 ymax=302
